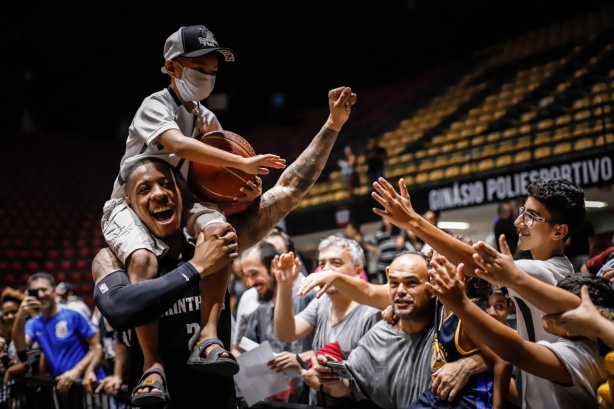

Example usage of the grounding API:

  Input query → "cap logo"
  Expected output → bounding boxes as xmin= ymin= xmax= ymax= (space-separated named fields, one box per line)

xmin=198 ymin=26 xmax=219 ymax=48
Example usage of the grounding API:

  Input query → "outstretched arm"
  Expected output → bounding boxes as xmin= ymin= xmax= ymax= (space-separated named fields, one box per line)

xmin=426 ymin=258 xmax=572 ymax=384
xmin=230 ymin=86 xmax=357 ymax=252
xmin=472 ymin=236 xmax=580 ymax=314
xmin=543 ymin=285 xmax=614 ymax=348
xmin=297 ymin=269 xmax=389 ymax=310
xmin=372 ymin=177 xmax=479 ymax=274
xmin=159 ymin=130 xmax=286 ymax=175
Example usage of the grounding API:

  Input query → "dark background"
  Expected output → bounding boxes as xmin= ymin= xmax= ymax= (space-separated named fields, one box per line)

xmin=3 ymin=0 xmax=611 ymax=141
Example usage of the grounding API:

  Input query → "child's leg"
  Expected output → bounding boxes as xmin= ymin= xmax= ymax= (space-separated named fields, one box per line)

xmin=187 ymin=222 xmax=239 ymax=375
xmin=102 ymin=199 xmax=170 ymax=402
xmin=197 ymin=261 xmax=232 ymax=347
xmin=127 ymin=250 xmax=165 ymax=398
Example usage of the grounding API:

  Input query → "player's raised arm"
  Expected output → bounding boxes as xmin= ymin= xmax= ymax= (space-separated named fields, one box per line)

xmin=231 ymin=86 xmax=357 ymax=251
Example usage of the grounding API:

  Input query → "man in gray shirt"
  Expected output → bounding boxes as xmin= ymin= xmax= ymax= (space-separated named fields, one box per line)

xmin=274 ymin=235 xmax=382 ymax=407
xmin=314 ymin=251 xmax=434 ymax=409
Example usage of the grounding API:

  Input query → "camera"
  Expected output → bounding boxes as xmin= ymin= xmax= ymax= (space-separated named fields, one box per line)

xmin=324 ymin=361 xmax=354 ymax=379
xmin=27 ymin=288 xmax=39 ymax=299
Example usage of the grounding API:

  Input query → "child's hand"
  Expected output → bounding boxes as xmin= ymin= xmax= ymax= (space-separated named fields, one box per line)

xmin=380 ymin=305 xmax=398 ymax=324
xmin=242 ymin=154 xmax=286 ymax=175
xmin=426 ymin=256 xmax=467 ymax=309
xmin=234 ymin=176 xmax=262 ymax=202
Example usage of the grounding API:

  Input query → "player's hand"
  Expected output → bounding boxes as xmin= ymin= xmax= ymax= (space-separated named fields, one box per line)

xmin=190 ymin=223 xmax=238 ymax=277
xmin=327 ymin=86 xmax=357 ymax=131
xmin=234 ymin=176 xmax=262 ymax=202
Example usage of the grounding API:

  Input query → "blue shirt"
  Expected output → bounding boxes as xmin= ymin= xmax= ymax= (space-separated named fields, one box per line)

xmin=26 ymin=305 xmax=105 ymax=379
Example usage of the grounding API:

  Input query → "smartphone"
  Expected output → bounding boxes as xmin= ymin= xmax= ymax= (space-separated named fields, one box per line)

xmin=324 ymin=361 xmax=354 ymax=380
xmin=27 ymin=288 xmax=39 ymax=299
xmin=295 ymin=354 xmax=308 ymax=370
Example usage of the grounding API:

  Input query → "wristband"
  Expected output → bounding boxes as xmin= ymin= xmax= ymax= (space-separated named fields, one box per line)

xmin=17 ymin=350 xmax=28 ymax=363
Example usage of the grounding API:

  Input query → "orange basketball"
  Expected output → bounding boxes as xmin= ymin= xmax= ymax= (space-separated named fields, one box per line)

xmin=188 ymin=130 xmax=257 ymax=214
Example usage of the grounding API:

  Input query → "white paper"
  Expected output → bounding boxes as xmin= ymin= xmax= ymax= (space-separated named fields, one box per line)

xmin=239 ymin=336 xmax=260 ymax=352
xmin=235 ymin=341 xmax=293 ymax=407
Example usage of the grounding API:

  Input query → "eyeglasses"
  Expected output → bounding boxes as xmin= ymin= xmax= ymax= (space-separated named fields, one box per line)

xmin=518 ymin=207 xmax=550 ymax=227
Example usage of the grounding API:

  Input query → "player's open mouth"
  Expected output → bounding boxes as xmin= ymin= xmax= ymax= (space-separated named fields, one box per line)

xmin=152 ymin=206 xmax=174 ymax=223
xmin=519 ymin=232 xmax=530 ymax=237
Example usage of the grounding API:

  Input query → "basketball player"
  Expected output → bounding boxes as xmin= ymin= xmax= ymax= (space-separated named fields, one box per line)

xmin=99 ymin=25 xmax=286 ymax=406
xmin=93 ymin=85 xmax=357 ymax=408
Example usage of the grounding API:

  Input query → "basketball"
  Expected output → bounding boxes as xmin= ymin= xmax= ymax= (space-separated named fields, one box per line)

xmin=188 ymin=130 xmax=257 ymax=214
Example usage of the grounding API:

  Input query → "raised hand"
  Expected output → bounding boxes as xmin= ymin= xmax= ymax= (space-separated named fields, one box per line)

xmin=297 ymin=269 xmax=339 ymax=299
xmin=327 ymin=86 xmax=357 ymax=131
xmin=372 ymin=177 xmax=417 ymax=231
xmin=541 ymin=285 xmax=602 ymax=338
xmin=273 ymin=252 xmax=301 ymax=285
xmin=471 ymin=235 xmax=520 ymax=287
xmin=425 ymin=256 xmax=467 ymax=309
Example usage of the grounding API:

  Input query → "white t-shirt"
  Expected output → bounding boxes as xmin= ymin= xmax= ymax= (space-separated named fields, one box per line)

xmin=538 ymin=337 xmax=605 ymax=409
xmin=110 ymin=88 xmax=221 ymax=199
xmin=510 ymin=255 xmax=574 ymax=409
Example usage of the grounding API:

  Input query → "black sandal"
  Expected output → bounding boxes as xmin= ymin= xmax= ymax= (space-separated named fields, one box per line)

xmin=187 ymin=337 xmax=239 ymax=376
xmin=131 ymin=367 xmax=169 ymax=407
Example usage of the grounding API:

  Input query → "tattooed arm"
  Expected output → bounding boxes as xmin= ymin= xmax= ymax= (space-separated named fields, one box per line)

xmin=231 ymin=86 xmax=357 ymax=251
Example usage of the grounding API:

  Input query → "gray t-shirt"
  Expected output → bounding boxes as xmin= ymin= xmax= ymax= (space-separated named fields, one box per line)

xmin=297 ymin=295 xmax=381 ymax=358
xmin=347 ymin=321 xmax=434 ymax=409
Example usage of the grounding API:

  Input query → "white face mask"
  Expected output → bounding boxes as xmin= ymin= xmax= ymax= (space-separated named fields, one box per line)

xmin=174 ymin=62 xmax=216 ymax=102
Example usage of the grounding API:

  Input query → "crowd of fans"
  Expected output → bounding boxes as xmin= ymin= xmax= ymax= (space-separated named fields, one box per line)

xmin=1 ymin=177 xmax=613 ymax=409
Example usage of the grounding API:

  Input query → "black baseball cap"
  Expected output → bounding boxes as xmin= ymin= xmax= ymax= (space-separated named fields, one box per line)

xmin=161 ymin=25 xmax=236 ymax=73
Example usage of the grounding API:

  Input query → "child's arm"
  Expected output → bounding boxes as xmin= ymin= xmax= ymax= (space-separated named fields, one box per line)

xmin=427 ymin=256 xmax=573 ymax=384
xmin=543 ymin=284 xmax=614 ymax=348
xmin=296 ymin=269 xmax=389 ymax=310
xmin=472 ymin=236 xmax=581 ymax=314
xmin=492 ymin=359 xmax=513 ymax=409
xmin=158 ymin=129 xmax=286 ymax=174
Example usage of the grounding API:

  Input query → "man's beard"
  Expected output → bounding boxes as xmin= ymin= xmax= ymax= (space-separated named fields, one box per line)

xmin=259 ymin=287 xmax=275 ymax=302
